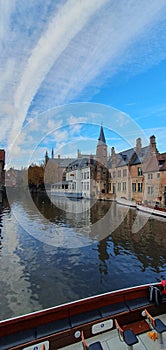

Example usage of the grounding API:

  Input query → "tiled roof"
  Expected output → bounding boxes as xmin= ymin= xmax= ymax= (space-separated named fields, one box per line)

xmin=108 ymin=148 xmax=135 ymax=168
xmin=66 ymin=157 xmax=97 ymax=171
xmin=49 ymin=158 xmax=76 ymax=167
xmin=130 ymin=146 xmax=149 ymax=165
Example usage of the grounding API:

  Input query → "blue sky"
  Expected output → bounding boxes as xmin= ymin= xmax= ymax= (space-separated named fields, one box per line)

xmin=0 ymin=0 xmax=166 ymax=168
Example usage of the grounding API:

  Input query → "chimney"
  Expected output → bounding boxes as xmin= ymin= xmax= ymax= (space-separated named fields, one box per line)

xmin=149 ymin=135 xmax=158 ymax=154
xmin=136 ymin=138 xmax=142 ymax=154
xmin=111 ymin=147 xmax=116 ymax=159
xmin=58 ymin=154 xmax=60 ymax=159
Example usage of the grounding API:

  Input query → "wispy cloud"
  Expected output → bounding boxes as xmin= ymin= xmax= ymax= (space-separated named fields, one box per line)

xmin=1 ymin=0 xmax=166 ymax=166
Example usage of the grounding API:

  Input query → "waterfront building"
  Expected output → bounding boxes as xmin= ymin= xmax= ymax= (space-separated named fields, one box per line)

xmin=108 ymin=135 xmax=166 ymax=206
xmin=142 ymin=136 xmax=166 ymax=206
xmin=44 ymin=152 xmax=75 ymax=187
xmin=108 ymin=144 xmax=136 ymax=201
xmin=65 ymin=126 xmax=109 ymax=198
xmin=46 ymin=125 xmax=166 ymax=204
xmin=0 ymin=149 xmax=5 ymax=188
xmin=66 ymin=157 xmax=97 ymax=198
xmin=50 ymin=126 xmax=109 ymax=198
xmin=157 ymin=153 xmax=166 ymax=206
xmin=129 ymin=139 xmax=148 ymax=203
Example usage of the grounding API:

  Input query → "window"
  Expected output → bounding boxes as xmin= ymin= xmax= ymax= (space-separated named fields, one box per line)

xmin=122 ymin=182 xmax=126 ymax=191
xmin=117 ymin=182 xmax=121 ymax=191
xmin=87 ymin=182 xmax=89 ymax=190
xmin=132 ymin=183 xmax=136 ymax=192
xmin=118 ymin=170 xmax=121 ymax=177
xmin=87 ymin=172 xmax=89 ymax=179
xmin=148 ymin=173 xmax=153 ymax=179
xmin=138 ymin=167 xmax=143 ymax=176
xmin=156 ymin=173 xmax=160 ymax=179
xmin=113 ymin=171 xmax=116 ymax=178
xmin=84 ymin=172 xmax=86 ymax=179
xmin=138 ymin=183 xmax=143 ymax=192
xmin=148 ymin=186 xmax=153 ymax=195
xmin=123 ymin=169 xmax=127 ymax=177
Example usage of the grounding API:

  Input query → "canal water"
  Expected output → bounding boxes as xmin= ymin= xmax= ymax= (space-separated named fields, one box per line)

xmin=0 ymin=189 xmax=166 ymax=321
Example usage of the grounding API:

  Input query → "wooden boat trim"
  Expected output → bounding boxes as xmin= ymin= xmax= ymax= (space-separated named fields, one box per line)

xmin=0 ymin=282 xmax=165 ymax=350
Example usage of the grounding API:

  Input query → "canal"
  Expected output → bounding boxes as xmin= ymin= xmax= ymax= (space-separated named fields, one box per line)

xmin=0 ymin=189 xmax=166 ymax=321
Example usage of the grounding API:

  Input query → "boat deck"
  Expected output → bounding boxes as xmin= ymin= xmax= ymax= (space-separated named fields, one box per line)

xmin=61 ymin=313 xmax=166 ymax=350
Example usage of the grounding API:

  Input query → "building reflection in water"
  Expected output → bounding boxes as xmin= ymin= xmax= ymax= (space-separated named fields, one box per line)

xmin=0 ymin=190 xmax=165 ymax=320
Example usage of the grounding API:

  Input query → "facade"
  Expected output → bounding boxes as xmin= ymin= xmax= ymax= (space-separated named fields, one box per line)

xmin=47 ymin=126 xmax=166 ymax=205
xmin=66 ymin=157 xmax=97 ymax=198
xmin=143 ymin=138 xmax=166 ymax=206
xmin=158 ymin=153 xmax=166 ymax=206
xmin=5 ymin=168 xmax=17 ymax=187
xmin=108 ymin=145 xmax=135 ymax=201
xmin=0 ymin=149 xmax=5 ymax=188
xmin=50 ymin=126 xmax=109 ymax=199
xmin=44 ymin=152 xmax=75 ymax=187
xmin=108 ymin=135 xmax=166 ymax=206
xmin=129 ymin=139 xmax=148 ymax=203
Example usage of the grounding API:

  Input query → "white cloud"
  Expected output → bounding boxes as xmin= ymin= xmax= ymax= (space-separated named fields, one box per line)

xmin=0 ymin=0 xmax=166 ymax=167
xmin=11 ymin=0 xmax=107 ymax=145
xmin=53 ymin=130 xmax=68 ymax=142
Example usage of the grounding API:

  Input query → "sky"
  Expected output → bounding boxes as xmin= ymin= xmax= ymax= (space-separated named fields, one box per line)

xmin=0 ymin=0 xmax=166 ymax=169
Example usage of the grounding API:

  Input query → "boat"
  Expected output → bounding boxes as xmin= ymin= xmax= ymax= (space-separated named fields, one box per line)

xmin=1 ymin=281 xmax=166 ymax=349
xmin=137 ymin=204 xmax=166 ymax=218
xmin=50 ymin=182 xmax=83 ymax=199
xmin=116 ymin=197 xmax=137 ymax=208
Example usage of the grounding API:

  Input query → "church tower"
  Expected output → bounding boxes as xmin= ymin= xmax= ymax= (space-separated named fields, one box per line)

xmin=96 ymin=125 xmax=107 ymax=166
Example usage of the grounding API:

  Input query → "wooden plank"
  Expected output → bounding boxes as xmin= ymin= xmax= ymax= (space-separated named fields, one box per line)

xmin=123 ymin=320 xmax=150 ymax=334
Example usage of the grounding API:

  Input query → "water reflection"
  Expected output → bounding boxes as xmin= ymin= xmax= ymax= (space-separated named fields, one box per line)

xmin=0 ymin=191 xmax=165 ymax=320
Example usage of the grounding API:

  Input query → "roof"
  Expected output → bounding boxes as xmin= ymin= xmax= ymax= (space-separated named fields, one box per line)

xmin=48 ymin=157 xmax=76 ymax=168
xmin=110 ymin=148 xmax=135 ymax=168
xmin=130 ymin=146 xmax=149 ymax=165
xmin=52 ymin=181 xmax=69 ymax=185
xmin=108 ymin=145 xmax=151 ymax=169
xmin=66 ymin=157 xmax=97 ymax=171
xmin=98 ymin=126 xmax=106 ymax=145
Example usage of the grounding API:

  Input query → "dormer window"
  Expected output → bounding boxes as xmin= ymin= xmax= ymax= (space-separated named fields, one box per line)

xmin=159 ymin=160 xmax=164 ymax=166
xmin=138 ymin=167 xmax=143 ymax=176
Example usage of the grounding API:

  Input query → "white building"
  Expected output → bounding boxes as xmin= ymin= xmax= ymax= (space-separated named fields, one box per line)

xmin=66 ymin=158 xmax=98 ymax=199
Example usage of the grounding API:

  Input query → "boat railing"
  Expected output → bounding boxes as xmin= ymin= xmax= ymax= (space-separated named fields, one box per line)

xmin=0 ymin=282 xmax=166 ymax=350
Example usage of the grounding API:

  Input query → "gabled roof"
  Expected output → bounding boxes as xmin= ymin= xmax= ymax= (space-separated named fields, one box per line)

xmin=108 ymin=145 xmax=151 ymax=169
xmin=115 ymin=148 xmax=135 ymax=168
xmin=130 ymin=146 xmax=149 ymax=165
